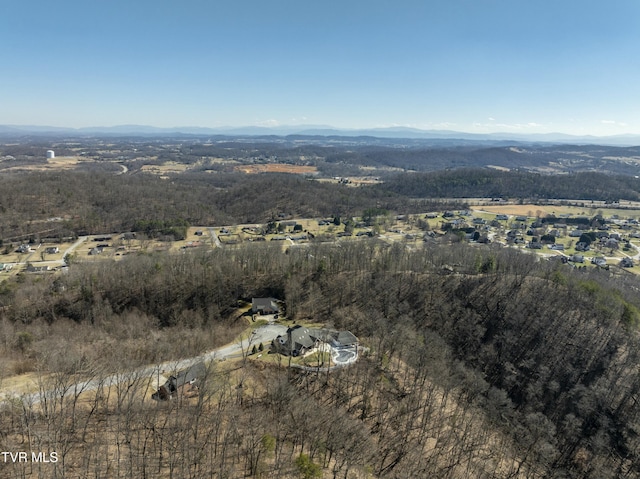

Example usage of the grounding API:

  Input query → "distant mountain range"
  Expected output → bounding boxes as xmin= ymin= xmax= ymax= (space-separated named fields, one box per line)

xmin=1 ymin=124 xmax=639 ymax=146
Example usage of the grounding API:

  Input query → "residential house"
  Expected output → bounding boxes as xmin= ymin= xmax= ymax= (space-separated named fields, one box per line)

xmin=272 ymin=326 xmax=359 ymax=357
xmin=152 ymin=361 xmax=206 ymax=401
xmin=252 ymin=298 xmax=280 ymax=315
xmin=26 ymin=264 xmax=51 ymax=273
xmin=620 ymin=257 xmax=634 ymax=268
xmin=273 ymin=325 xmax=318 ymax=357
xmin=604 ymin=238 xmax=619 ymax=249
xmin=280 ymin=221 xmax=298 ymax=230
xmin=570 ymin=254 xmax=585 ymax=263
xmin=575 ymin=242 xmax=591 ymax=252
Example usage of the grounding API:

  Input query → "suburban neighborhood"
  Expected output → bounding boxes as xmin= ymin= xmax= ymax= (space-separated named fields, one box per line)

xmin=2 ymin=201 xmax=640 ymax=277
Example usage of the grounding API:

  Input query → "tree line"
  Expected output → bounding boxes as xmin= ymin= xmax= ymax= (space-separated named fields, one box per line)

xmin=382 ymin=168 xmax=640 ymax=202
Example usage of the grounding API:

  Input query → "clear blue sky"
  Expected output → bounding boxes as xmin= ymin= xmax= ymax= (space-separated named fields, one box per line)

xmin=2 ymin=0 xmax=639 ymax=135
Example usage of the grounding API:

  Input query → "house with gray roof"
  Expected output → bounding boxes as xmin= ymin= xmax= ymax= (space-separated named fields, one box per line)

xmin=152 ymin=361 xmax=206 ymax=401
xmin=252 ymin=297 xmax=280 ymax=315
xmin=272 ymin=326 xmax=359 ymax=357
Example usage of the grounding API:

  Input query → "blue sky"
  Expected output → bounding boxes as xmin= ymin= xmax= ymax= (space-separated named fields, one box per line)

xmin=1 ymin=0 xmax=639 ymax=135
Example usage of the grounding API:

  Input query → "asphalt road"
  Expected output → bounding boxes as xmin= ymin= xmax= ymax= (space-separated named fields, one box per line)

xmin=0 ymin=324 xmax=288 ymax=406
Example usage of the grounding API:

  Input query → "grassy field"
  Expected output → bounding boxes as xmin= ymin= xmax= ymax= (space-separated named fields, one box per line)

xmin=140 ymin=161 xmax=191 ymax=174
xmin=234 ymin=164 xmax=318 ymax=174
xmin=476 ymin=203 xmax=640 ymax=219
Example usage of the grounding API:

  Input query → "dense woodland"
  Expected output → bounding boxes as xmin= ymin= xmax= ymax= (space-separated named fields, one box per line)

xmin=383 ymin=169 xmax=640 ymax=202
xmin=0 ymin=171 xmax=453 ymax=241
xmin=2 ymin=240 xmax=640 ymax=477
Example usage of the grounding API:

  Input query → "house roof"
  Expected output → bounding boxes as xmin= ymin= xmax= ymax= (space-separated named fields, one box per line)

xmin=289 ymin=327 xmax=359 ymax=349
xmin=252 ymin=297 xmax=280 ymax=312
xmin=335 ymin=331 xmax=359 ymax=346
xmin=288 ymin=326 xmax=317 ymax=349
xmin=167 ymin=361 xmax=206 ymax=390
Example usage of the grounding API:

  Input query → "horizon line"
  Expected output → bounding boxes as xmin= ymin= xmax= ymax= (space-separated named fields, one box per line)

xmin=1 ymin=123 xmax=640 ymax=140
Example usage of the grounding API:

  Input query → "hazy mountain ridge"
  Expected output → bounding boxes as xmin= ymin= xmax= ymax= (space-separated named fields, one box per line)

xmin=1 ymin=124 xmax=639 ymax=146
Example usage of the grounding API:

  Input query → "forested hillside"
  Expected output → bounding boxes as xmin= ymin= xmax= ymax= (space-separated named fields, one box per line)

xmin=0 ymin=171 xmax=451 ymax=240
xmin=2 ymin=242 xmax=640 ymax=477
xmin=383 ymin=169 xmax=640 ymax=201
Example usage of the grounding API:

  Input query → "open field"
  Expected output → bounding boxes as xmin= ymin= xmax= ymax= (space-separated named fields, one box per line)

xmin=140 ymin=161 xmax=191 ymax=174
xmin=2 ymin=156 xmax=89 ymax=172
xmin=476 ymin=203 xmax=640 ymax=218
xmin=233 ymin=163 xmax=318 ymax=174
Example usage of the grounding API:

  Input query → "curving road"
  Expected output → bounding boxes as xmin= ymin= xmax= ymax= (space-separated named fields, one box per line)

xmin=0 ymin=324 xmax=288 ymax=406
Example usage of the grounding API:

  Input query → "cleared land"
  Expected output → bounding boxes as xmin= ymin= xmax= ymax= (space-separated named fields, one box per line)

xmin=233 ymin=163 xmax=317 ymax=174
xmin=476 ymin=203 xmax=640 ymax=218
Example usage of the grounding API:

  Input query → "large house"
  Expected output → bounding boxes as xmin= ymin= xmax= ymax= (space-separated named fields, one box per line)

xmin=272 ymin=326 xmax=359 ymax=357
xmin=252 ymin=297 xmax=280 ymax=315
xmin=152 ymin=361 xmax=206 ymax=401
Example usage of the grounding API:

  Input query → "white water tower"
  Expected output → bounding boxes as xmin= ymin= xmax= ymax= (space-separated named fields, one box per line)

xmin=46 ymin=150 xmax=55 ymax=159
